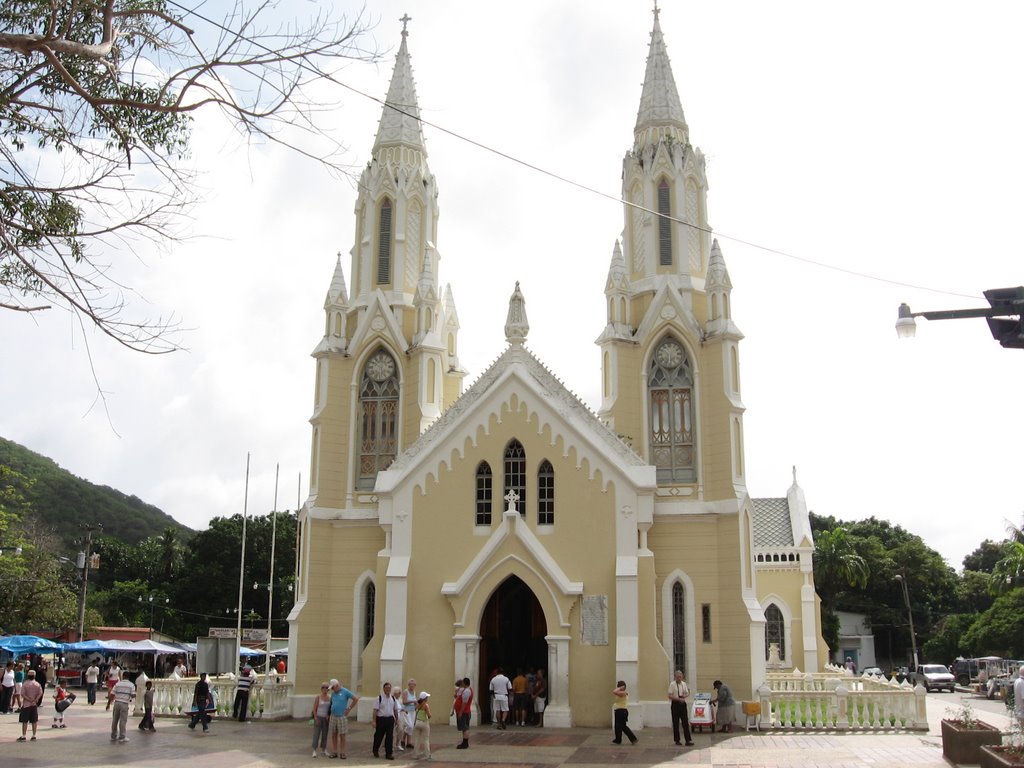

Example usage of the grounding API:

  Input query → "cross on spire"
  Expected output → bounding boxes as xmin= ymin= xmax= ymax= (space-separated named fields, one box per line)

xmin=400 ymin=13 xmax=412 ymax=35
xmin=653 ymin=1 xmax=660 ymax=21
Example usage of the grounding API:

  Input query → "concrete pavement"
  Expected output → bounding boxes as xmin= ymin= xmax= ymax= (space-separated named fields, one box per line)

xmin=0 ymin=689 xmax=1012 ymax=767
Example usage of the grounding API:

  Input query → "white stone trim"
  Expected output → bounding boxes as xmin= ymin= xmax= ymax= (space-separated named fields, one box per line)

xmin=442 ymin=507 xmax=582 ymax=628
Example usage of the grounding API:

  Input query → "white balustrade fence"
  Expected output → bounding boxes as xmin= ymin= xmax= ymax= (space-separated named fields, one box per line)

xmin=149 ymin=675 xmax=293 ymax=721
xmin=757 ymin=665 xmax=928 ymax=731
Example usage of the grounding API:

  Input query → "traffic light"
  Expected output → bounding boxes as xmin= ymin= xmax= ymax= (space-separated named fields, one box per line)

xmin=982 ymin=287 xmax=1024 ymax=349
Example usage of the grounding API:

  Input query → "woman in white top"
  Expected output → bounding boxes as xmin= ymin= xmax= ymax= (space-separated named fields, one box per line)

xmin=400 ymin=679 xmax=418 ymax=751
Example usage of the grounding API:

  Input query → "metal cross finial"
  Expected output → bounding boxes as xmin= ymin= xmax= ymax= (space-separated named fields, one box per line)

xmin=400 ymin=13 xmax=412 ymax=35
xmin=653 ymin=1 xmax=660 ymax=20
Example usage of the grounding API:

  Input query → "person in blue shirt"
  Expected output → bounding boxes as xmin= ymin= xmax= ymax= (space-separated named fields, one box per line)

xmin=328 ymin=678 xmax=359 ymax=758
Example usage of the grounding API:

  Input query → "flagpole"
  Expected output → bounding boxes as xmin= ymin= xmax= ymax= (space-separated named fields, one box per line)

xmin=267 ymin=463 xmax=279 ymax=658
xmin=235 ymin=453 xmax=250 ymax=671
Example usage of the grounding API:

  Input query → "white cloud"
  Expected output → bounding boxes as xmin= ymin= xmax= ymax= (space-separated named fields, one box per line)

xmin=1 ymin=0 xmax=1021 ymax=568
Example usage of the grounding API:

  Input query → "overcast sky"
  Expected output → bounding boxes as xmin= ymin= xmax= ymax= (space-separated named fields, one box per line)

xmin=1 ymin=0 xmax=1022 ymax=571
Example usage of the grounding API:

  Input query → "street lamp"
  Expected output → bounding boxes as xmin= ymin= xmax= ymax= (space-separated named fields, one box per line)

xmin=896 ymin=287 xmax=1024 ymax=347
xmin=894 ymin=574 xmax=919 ymax=670
xmin=138 ymin=594 xmax=168 ymax=638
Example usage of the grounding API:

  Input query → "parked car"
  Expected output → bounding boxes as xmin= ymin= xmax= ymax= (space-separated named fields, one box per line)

xmin=862 ymin=666 xmax=884 ymax=677
xmin=909 ymin=663 xmax=956 ymax=692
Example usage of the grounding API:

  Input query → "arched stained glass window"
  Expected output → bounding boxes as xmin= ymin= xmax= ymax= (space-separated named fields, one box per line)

xmin=363 ymin=582 xmax=376 ymax=648
xmin=476 ymin=462 xmax=492 ymax=526
xmin=672 ymin=581 xmax=686 ymax=673
xmin=765 ymin=603 xmax=785 ymax=661
xmin=503 ymin=440 xmax=526 ymax=515
xmin=537 ymin=459 xmax=554 ymax=525
xmin=649 ymin=337 xmax=696 ymax=483
xmin=357 ymin=349 xmax=399 ymax=490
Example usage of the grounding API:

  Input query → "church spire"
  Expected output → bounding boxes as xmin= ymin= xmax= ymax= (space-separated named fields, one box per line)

xmin=634 ymin=4 xmax=688 ymax=147
xmin=373 ymin=15 xmax=426 ymax=153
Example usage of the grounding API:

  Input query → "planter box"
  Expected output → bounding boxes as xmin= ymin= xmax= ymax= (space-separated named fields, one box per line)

xmin=980 ymin=745 xmax=1024 ymax=768
xmin=942 ymin=719 xmax=1002 ymax=765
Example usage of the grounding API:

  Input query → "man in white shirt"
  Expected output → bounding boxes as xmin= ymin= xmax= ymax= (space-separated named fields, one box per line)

xmin=85 ymin=660 xmax=100 ymax=705
xmin=110 ymin=677 xmax=136 ymax=742
xmin=668 ymin=669 xmax=694 ymax=746
xmin=489 ymin=668 xmax=512 ymax=730
xmin=372 ymin=681 xmax=398 ymax=759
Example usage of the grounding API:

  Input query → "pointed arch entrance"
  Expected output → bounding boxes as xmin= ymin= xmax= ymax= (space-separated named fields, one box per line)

xmin=477 ymin=574 xmax=547 ymax=724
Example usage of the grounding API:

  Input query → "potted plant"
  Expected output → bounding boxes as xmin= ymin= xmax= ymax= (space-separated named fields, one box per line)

xmin=979 ymin=688 xmax=1024 ymax=767
xmin=942 ymin=701 xmax=1002 ymax=765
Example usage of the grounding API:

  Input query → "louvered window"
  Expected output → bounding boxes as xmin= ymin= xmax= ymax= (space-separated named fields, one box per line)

xmin=658 ymin=179 xmax=672 ymax=266
xmin=378 ymin=198 xmax=393 ymax=284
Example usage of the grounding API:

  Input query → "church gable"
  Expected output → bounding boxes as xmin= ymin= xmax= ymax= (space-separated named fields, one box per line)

xmin=376 ymin=346 xmax=654 ymax=498
xmin=347 ymin=288 xmax=410 ymax=353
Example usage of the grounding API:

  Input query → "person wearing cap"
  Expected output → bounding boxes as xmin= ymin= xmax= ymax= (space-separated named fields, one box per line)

xmin=328 ymin=678 xmax=359 ymax=759
xmin=233 ymin=663 xmax=258 ymax=722
xmin=414 ymin=691 xmax=432 ymax=760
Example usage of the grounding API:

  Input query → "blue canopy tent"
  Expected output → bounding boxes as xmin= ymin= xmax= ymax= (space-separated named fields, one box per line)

xmin=0 ymin=635 xmax=63 ymax=655
xmin=238 ymin=646 xmax=265 ymax=658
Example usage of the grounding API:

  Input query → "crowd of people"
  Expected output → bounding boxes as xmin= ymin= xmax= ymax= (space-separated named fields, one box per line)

xmin=5 ymin=657 xmax=741 ymax=752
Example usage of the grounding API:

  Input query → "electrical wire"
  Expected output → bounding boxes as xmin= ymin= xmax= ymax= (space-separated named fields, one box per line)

xmin=163 ymin=1 xmax=983 ymax=302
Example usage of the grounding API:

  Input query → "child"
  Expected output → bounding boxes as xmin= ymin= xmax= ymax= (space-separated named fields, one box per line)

xmin=52 ymin=680 xmax=69 ymax=728
xmin=138 ymin=680 xmax=156 ymax=732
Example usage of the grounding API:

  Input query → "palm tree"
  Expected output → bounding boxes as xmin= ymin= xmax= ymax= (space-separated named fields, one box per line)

xmin=156 ymin=528 xmax=180 ymax=582
xmin=989 ymin=516 xmax=1024 ymax=594
xmin=813 ymin=527 xmax=870 ymax=604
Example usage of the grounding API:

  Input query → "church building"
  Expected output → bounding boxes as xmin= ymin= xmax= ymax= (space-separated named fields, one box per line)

xmin=289 ymin=12 xmax=828 ymax=727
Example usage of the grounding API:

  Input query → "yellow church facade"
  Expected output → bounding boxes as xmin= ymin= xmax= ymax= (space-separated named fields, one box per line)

xmin=289 ymin=13 xmax=827 ymax=728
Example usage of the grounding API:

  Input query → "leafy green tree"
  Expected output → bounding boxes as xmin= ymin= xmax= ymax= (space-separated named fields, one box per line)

xmin=1 ymin=1 xmax=378 ymax=351
xmin=922 ymin=613 xmax=978 ymax=663
xmin=962 ymin=588 xmax=1024 ymax=657
xmin=991 ymin=518 xmax=1024 ymax=594
xmin=963 ymin=540 xmax=1006 ymax=573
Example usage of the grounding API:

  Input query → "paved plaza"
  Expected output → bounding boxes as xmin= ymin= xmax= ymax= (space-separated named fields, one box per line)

xmin=0 ymin=691 xmax=1009 ymax=767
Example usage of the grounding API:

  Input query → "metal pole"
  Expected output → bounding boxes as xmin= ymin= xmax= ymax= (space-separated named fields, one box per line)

xmin=235 ymin=453 xmax=250 ymax=671
xmin=76 ymin=524 xmax=100 ymax=642
xmin=897 ymin=575 xmax=919 ymax=669
xmin=268 ymin=463 xmax=279 ymax=654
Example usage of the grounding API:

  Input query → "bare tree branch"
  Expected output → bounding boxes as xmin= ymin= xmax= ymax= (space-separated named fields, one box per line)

xmin=0 ymin=0 xmax=381 ymax=354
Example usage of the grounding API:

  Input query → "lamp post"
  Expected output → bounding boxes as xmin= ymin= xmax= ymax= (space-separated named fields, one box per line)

xmin=896 ymin=287 xmax=1024 ymax=347
xmin=138 ymin=594 xmax=168 ymax=638
xmin=894 ymin=574 xmax=919 ymax=670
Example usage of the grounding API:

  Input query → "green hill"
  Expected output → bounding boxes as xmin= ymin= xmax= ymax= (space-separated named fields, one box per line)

xmin=0 ymin=436 xmax=192 ymax=547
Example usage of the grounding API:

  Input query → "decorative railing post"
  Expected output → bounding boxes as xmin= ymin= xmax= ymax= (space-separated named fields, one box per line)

xmin=835 ymin=683 xmax=849 ymax=730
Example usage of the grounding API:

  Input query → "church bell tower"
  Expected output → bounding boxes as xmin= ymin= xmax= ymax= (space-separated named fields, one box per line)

xmin=307 ymin=19 xmax=466 ymax=510
xmin=597 ymin=8 xmax=746 ymax=501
